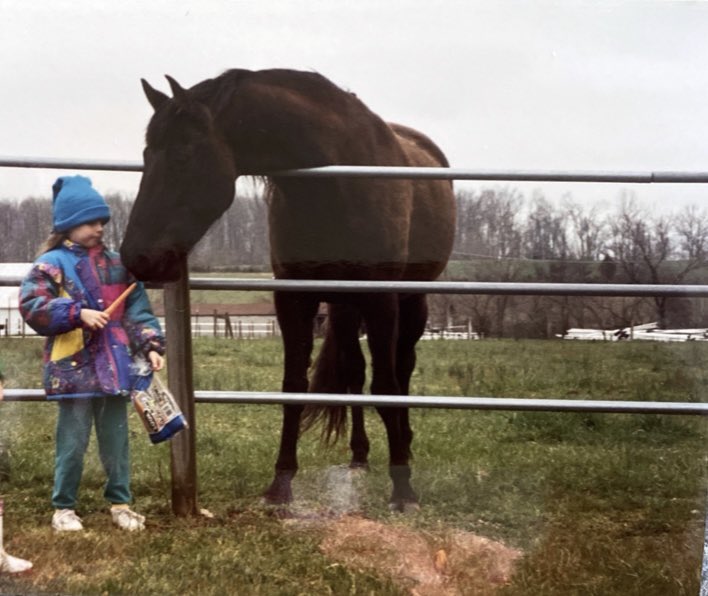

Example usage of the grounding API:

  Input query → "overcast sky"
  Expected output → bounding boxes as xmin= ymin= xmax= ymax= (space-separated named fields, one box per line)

xmin=1 ymin=0 xmax=707 ymax=215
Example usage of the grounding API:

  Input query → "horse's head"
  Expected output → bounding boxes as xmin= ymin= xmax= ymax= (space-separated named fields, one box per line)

xmin=120 ymin=75 xmax=236 ymax=282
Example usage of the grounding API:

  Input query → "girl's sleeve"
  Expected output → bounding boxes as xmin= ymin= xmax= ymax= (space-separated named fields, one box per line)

xmin=122 ymin=280 xmax=166 ymax=356
xmin=19 ymin=262 xmax=83 ymax=336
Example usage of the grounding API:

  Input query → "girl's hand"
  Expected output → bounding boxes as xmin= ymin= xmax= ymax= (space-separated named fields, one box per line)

xmin=80 ymin=308 xmax=110 ymax=330
xmin=148 ymin=351 xmax=165 ymax=372
xmin=0 ymin=381 xmax=4 ymax=401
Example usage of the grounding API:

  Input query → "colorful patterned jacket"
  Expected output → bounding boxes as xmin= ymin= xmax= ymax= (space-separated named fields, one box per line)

xmin=19 ymin=240 xmax=165 ymax=400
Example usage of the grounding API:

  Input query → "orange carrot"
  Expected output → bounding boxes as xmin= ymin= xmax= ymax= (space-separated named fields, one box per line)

xmin=105 ymin=282 xmax=137 ymax=316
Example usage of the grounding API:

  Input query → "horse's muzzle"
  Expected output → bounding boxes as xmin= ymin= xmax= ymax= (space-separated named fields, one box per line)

xmin=121 ymin=248 xmax=183 ymax=282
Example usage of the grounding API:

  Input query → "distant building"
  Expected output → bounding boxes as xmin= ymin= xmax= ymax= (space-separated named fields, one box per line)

xmin=0 ymin=263 xmax=31 ymax=336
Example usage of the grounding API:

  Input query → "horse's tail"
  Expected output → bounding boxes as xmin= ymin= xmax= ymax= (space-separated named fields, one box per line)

xmin=301 ymin=328 xmax=347 ymax=445
xmin=301 ymin=304 xmax=365 ymax=445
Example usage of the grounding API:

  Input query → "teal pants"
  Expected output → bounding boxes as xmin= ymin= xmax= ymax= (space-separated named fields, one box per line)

xmin=52 ymin=396 xmax=132 ymax=510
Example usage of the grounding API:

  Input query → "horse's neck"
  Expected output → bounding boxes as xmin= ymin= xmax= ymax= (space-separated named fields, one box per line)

xmin=213 ymin=77 xmax=373 ymax=174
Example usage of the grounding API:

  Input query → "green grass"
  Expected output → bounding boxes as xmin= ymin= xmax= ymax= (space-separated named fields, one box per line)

xmin=0 ymin=337 xmax=706 ymax=595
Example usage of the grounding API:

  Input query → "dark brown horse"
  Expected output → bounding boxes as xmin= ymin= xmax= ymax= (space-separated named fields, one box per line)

xmin=120 ymin=69 xmax=455 ymax=511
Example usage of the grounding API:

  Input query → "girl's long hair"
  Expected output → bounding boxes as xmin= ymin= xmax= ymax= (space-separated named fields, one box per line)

xmin=36 ymin=232 xmax=66 ymax=257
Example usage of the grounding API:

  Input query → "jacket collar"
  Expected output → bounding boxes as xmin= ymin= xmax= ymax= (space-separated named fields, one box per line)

xmin=62 ymin=239 xmax=86 ymax=256
xmin=62 ymin=239 xmax=105 ymax=257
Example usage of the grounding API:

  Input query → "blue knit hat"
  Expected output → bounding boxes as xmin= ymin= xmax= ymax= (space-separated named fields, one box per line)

xmin=52 ymin=175 xmax=111 ymax=233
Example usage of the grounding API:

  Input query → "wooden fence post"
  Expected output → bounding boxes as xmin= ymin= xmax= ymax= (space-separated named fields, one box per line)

xmin=163 ymin=256 xmax=198 ymax=516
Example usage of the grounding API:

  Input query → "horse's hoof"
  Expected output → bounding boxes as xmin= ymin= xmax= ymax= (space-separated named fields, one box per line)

xmin=388 ymin=500 xmax=421 ymax=514
xmin=402 ymin=501 xmax=421 ymax=514
xmin=259 ymin=501 xmax=292 ymax=519
xmin=261 ymin=493 xmax=291 ymax=507
xmin=348 ymin=462 xmax=369 ymax=475
xmin=262 ymin=470 xmax=295 ymax=506
xmin=349 ymin=460 xmax=370 ymax=471
xmin=260 ymin=492 xmax=293 ymax=519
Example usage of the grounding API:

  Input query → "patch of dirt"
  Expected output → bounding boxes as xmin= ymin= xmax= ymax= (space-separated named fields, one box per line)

xmin=295 ymin=515 xmax=522 ymax=595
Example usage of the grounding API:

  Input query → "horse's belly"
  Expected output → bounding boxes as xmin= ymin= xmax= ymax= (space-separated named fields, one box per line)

xmin=268 ymin=185 xmax=412 ymax=280
xmin=271 ymin=258 xmax=408 ymax=282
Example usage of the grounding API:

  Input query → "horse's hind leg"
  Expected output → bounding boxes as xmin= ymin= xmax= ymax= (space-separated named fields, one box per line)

xmin=331 ymin=304 xmax=369 ymax=468
xmin=396 ymin=294 xmax=430 ymax=458
xmin=263 ymin=291 xmax=319 ymax=506
xmin=359 ymin=294 xmax=417 ymax=510
xmin=349 ymin=406 xmax=368 ymax=469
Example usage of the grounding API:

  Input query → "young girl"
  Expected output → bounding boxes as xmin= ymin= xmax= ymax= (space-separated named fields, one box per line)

xmin=19 ymin=175 xmax=165 ymax=533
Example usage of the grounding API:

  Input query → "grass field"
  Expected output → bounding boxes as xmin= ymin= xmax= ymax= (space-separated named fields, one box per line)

xmin=0 ymin=337 xmax=706 ymax=595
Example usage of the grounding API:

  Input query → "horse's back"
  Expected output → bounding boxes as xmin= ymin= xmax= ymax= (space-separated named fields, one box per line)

xmin=389 ymin=123 xmax=456 ymax=281
xmin=256 ymin=71 xmax=454 ymax=282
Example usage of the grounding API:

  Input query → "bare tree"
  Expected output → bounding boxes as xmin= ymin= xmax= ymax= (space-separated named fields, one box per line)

xmin=523 ymin=194 xmax=568 ymax=261
xmin=0 ymin=201 xmax=16 ymax=261
xmin=608 ymin=193 xmax=708 ymax=327
xmin=448 ymin=188 xmax=525 ymax=336
xmin=104 ymin=193 xmax=134 ymax=251
xmin=674 ymin=204 xmax=708 ymax=272
xmin=564 ymin=198 xmax=607 ymax=262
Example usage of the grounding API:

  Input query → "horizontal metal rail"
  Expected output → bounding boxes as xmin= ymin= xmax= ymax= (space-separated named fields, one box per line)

xmin=275 ymin=166 xmax=708 ymax=184
xmin=2 ymin=156 xmax=708 ymax=183
xmin=180 ymin=279 xmax=708 ymax=298
xmin=0 ymin=156 xmax=143 ymax=173
xmin=4 ymin=389 xmax=706 ymax=415
xmin=2 ymin=275 xmax=708 ymax=298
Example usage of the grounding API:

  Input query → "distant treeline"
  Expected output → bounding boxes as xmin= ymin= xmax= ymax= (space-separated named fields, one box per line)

xmin=0 ymin=191 xmax=269 ymax=270
xmin=2 ymin=187 xmax=707 ymax=336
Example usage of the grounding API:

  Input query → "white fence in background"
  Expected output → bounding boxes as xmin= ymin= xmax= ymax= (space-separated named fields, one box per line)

xmin=560 ymin=322 xmax=708 ymax=342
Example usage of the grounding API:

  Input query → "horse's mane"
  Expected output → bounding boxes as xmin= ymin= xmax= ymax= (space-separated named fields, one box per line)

xmin=191 ymin=69 xmax=348 ymax=116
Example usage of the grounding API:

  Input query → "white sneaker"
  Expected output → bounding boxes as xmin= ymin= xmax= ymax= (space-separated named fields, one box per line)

xmin=110 ymin=506 xmax=145 ymax=531
xmin=52 ymin=509 xmax=83 ymax=532
xmin=0 ymin=551 xmax=33 ymax=574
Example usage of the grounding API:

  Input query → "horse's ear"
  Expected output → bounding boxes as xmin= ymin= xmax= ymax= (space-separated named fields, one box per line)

xmin=141 ymin=79 xmax=169 ymax=111
xmin=165 ymin=75 xmax=190 ymax=108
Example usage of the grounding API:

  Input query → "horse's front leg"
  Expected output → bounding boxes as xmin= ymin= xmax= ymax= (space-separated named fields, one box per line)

xmin=263 ymin=292 xmax=319 ymax=506
xmin=263 ymin=404 xmax=303 ymax=505
xmin=360 ymin=294 xmax=418 ymax=511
